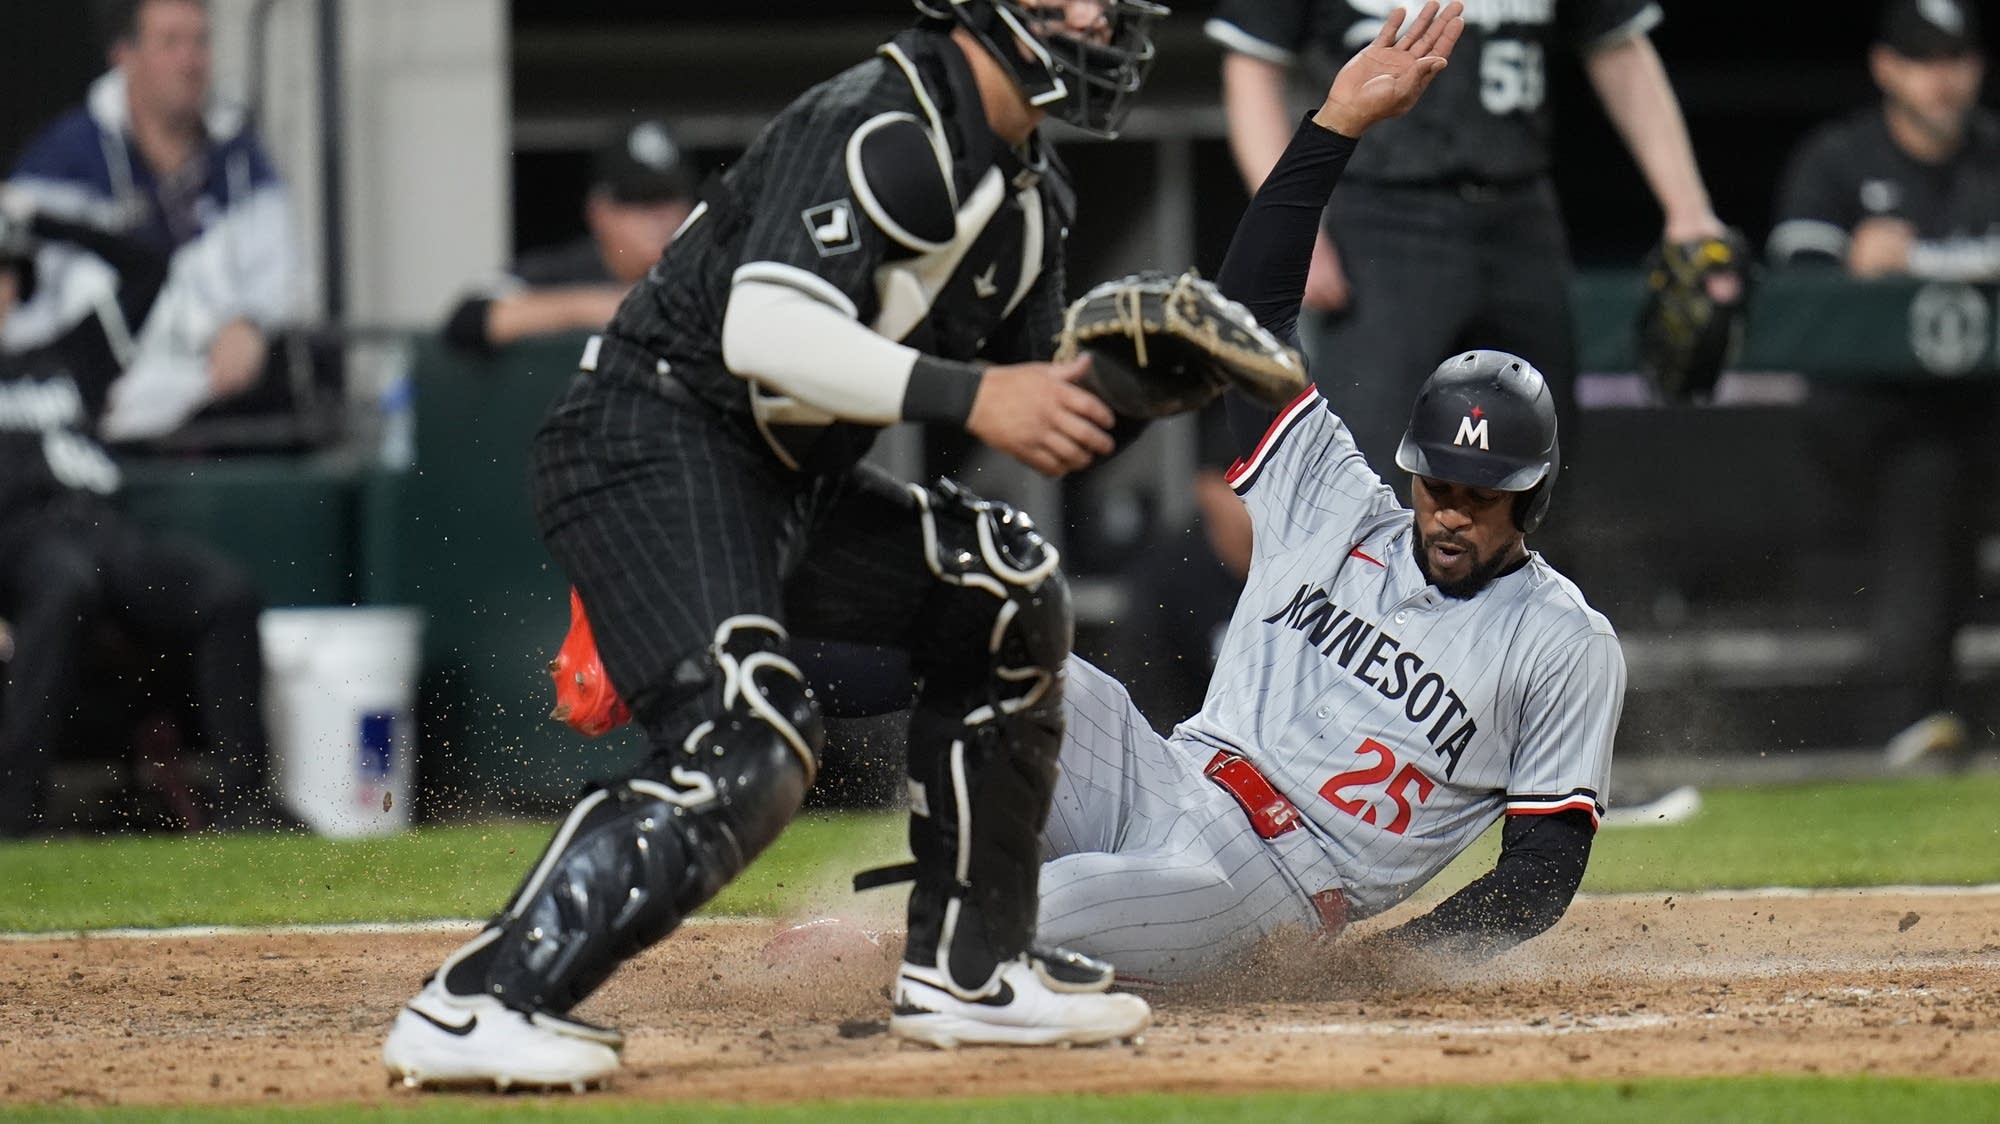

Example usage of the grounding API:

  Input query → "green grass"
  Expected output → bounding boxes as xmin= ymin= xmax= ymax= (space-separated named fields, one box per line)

xmin=1422 ymin=771 xmax=2000 ymax=900
xmin=1 ymin=1078 xmax=1996 ymax=1122
xmin=4 ymin=773 xmax=1997 ymax=934
xmin=1586 ymin=770 xmax=2000 ymax=891
xmin=0 ymin=813 xmax=905 ymax=933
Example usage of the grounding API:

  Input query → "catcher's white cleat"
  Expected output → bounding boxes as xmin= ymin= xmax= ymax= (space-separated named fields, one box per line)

xmin=889 ymin=953 xmax=1152 ymax=1048
xmin=382 ymin=978 xmax=622 ymax=1092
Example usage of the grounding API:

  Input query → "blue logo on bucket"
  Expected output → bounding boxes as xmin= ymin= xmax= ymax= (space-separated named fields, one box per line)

xmin=359 ymin=713 xmax=396 ymax=780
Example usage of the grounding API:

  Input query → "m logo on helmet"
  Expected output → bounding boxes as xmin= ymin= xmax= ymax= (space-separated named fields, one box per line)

xmin=1453 ymin=412 xmax=1490 ymax=450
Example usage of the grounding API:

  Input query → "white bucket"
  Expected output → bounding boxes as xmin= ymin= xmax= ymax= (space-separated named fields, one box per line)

xmin=259 ymin=607 xmax=425 ymax=838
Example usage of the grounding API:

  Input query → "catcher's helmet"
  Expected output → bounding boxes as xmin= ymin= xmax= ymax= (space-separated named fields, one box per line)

xmin=1394 ymin=350 xmax=1560 ymax=533
xmin=914 ymin=0 xmax=1167 ymax=138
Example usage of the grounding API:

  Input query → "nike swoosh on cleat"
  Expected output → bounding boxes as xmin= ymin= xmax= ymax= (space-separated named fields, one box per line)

xmin=900 ymin=977 xmax=1016 ymax=1009
xmin=973 ymin=980 xmax=1015 ymax=1008
xmin=409 ymin=1006 xmax=478 ymax=1037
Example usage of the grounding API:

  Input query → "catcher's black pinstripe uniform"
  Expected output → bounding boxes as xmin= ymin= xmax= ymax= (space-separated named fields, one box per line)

xmin=384 ymin=11 xmax=1162 ymax=1080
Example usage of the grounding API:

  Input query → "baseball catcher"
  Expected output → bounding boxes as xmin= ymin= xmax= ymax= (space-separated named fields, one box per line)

xmin=1637 ymin=229 xmax=1752 ymax=402
xmin=385 ymin=0 xmax=1173 ymax=1092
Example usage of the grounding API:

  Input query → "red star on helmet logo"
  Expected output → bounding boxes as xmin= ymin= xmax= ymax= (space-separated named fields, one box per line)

xmin=1470 ymin=406 xmax=1484 ymax=419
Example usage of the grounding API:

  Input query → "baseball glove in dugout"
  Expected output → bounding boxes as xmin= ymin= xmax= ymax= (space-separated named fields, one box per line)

xmin=1637 ymin=229 xmax=1752 ymax=403
xmin=1054 ymin=269 xmax=1307 ymax=420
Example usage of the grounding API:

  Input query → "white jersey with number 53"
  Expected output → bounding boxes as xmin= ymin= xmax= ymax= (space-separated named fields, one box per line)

xmin=1174 ymin=388 xmax=1624 ymax=921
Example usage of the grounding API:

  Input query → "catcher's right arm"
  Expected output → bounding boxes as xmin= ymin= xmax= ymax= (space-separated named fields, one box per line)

xmin=1637 ymin=230 xmax=1752 ymax=403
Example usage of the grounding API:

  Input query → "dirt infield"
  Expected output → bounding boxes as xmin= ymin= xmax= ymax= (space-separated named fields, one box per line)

xmin=5 ymin=888 xmax=1997 ymax=1107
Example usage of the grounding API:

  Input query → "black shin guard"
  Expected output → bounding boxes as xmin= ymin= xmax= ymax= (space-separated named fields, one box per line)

xmin=898 ymin=480 xmax=1072 ymax=994
xmin=443 ymin=616 xmax=822 ymax=1015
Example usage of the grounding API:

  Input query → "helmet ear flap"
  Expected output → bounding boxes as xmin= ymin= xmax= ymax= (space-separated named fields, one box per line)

xmin=1512 ymin=438 xmax=1559 ymax=532
xmin=1513 ymin=484 xmax=1545 ymax=533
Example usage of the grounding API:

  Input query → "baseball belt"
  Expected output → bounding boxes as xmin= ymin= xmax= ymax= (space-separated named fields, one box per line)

xmin=1203 ymin=750 xmax=1348 ymax=936
xmin=1204 ymin=750 xmax=1302 ymax=839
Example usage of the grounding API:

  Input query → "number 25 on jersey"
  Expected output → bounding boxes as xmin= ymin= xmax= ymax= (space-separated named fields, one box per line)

xmin=1318 ymin=738 xmax=1435 ymax=835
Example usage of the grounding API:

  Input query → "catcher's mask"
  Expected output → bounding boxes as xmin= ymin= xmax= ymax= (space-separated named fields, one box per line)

xmin=915 ymin=0 xmax=1167 ymax=138
xmin=1394 ymin=350 xmax=1559 ymax=533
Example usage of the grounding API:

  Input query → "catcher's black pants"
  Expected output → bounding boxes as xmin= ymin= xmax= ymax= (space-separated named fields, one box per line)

xmin=1310 ymin=176 xmax=1578 ymax=482
xmin=530 ymin=364 xmax=944 ymax=753
xmin=0 ymin=495 xmax=269 ymax=834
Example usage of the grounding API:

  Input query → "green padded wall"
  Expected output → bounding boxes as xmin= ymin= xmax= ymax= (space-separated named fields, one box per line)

xmin=372 ymin=335 xmax=649 ymax=814
xmin=120 ymin=457 xmax=361 ymax=607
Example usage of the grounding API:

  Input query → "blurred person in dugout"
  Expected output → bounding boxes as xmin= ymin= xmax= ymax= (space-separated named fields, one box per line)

xmin=1204 ymin=0 xmax=1730 ymax=497
xmin=1769 ymin=0 xmax=1999 ymax=770
xmin=442 ymin=119 xmax=698 ymax=355
xmin=0 ymin=194 xmax=290 ymax=838
xmin=2 ymin=0 xmax=297 ymax=444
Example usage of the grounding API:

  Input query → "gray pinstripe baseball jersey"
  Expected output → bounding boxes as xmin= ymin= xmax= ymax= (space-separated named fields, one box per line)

xmin=1039 ymin=388 xmax=1624 ymax=980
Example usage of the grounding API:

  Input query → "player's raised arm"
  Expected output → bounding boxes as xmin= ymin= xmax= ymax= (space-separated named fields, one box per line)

xmin=1216 ymin=2 xmax=1462 ymax=333
xmin=1214 ymin=2 xmax=1463 ymax=447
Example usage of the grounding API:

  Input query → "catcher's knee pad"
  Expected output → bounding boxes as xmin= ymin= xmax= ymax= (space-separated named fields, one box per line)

xmin=898 ymin=479 xmax=1072 ymax=993
xmin=905 ymin=477 xmax=1070 ymax=679
xmin=445 ymin=615 xmax=822 ymax=1014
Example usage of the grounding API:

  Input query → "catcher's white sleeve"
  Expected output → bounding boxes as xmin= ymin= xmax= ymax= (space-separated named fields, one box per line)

xmin=721 ymin=274 xmax=957 ymax=426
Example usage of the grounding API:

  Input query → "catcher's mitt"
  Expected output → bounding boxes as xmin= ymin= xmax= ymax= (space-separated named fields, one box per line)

xmin=1637 ymin=229 xmax=1752 ymax=403
xmin=1053 ymin=269 xmax=1307 ymax=420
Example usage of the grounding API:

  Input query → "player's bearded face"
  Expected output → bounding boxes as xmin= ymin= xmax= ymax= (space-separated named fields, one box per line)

xmin=1410 ymin=476 xmax=1526 ymax=599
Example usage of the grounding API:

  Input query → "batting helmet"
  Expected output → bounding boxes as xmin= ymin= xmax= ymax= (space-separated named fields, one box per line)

xmin=913 ymin=0 xmax=1167 ymax=138
xmin=1393 ymin=350 xmax=1560 ymax=533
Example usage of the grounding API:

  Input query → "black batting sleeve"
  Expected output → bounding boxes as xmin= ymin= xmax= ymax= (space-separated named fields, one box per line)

xmin=1215 ymin=115 xmax=1358 ymax=343
xmin=1381 ymin=808 xmax=1595 ymax=959
xmin=1215 ymin=114 xmax=1358 ymax=453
